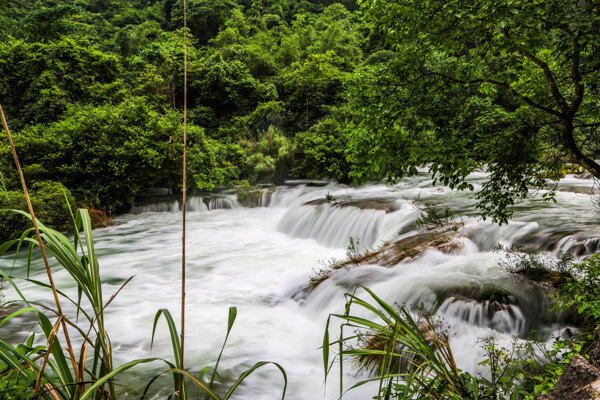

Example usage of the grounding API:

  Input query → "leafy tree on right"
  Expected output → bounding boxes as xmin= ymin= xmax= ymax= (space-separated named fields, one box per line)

xmin=348 ymin=0 xmax=600 ymax=223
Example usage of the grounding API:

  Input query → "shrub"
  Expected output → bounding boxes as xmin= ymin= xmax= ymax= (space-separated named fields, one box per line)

xmin=0 ymin=180 xmax=75 ymax=243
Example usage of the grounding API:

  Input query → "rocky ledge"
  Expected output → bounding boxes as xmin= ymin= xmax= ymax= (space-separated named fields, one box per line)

xmin=292 ymin=225 xmax=463 ymax=301
xmin=537 ymin=327 xmax=600 ymax=399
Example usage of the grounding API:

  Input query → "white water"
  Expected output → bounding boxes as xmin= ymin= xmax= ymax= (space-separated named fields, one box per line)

xmin=3 ymin=174 xmax=600 ymax=399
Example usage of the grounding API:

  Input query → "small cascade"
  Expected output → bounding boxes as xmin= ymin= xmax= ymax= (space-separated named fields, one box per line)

xmin=129 ymin=200 xmax=179 ymax=214
xmin=555 ymin=233 xmax=600 ymax=256
xmin=130 ymin=196 xmax=213 ymax=214
xmin=277 ymin=204 xmax=386 ymax=248
xmin=207 ymin=197 xmax=236 ymax=210
xmin=437 ymin=297 xmax=527 ymax=336
xmin=186 ymin=197 xmax=208 ymax=212
xmin=463 ymin=220 xmax=540 ymax=251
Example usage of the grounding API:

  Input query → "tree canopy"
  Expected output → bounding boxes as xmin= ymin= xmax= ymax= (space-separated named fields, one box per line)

xmin=0 ymin=0 xmax=367 ymax=213
xmin=1 ymin=0 xmax=598 ymax=223
xmin=346 ymin=0 xmax=600 ymax=222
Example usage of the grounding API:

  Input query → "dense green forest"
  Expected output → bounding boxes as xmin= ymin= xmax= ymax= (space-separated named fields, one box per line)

xmin=0 ymin=0 xmax=370 ymax=217
xmin=2 ymin=0 xmax=599 ymax=226
xmin=2 ymin=2 xmax=600 ymax=400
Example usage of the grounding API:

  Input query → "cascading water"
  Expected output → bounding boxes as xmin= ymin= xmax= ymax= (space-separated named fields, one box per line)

xmin=3 ymin=173 xmax=600 ymax=399
xmin=277 ymin=204 xmax=386 ymax=248
xmin=129 ymin=195 xmax=238 ymax=214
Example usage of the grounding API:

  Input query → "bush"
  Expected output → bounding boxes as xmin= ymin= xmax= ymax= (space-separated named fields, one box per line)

xmin=240 ymin=127 xmax=295 ymax=184
xmin=294 ymin=115 xmax=351 ymax=182
xmin=0 ymin=181 xmax=75 ymax=243
xmin=554 ymin=255 xmax=600 ymax=331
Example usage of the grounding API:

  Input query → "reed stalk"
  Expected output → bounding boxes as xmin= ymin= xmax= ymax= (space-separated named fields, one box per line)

xmin=0 ymin=102 xmax=81 ymax=392
xmin=180 ymin=0 xmax=188 ymax=395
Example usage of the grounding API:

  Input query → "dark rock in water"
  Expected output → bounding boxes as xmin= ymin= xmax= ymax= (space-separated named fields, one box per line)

xmin=303 ymin=197 xmax=398 ymax=213
xmin=140 ymin=188 xmax=172 ymax=197
xmin=514 ymin=229 xmax=577 ymax=252
xmin=237 ymin=189 xmax=272 ymax=207
xmin=284 ymin=179 xmax=330 ymax=187
xmin=84 ymin=206 xmax=115 ymax=229
xmin=512 ymin=267 xmax=572 ymax=289
xmin=537 ymin=355 xmax=600 ymax=400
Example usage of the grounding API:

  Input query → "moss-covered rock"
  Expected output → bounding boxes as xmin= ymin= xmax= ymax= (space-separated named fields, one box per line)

xmin=0 ymin=181 xmax=76 ymax=243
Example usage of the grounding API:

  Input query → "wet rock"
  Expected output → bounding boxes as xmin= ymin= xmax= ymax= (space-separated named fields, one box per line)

xmin=292 ymin=227 xmax=463 ymax=300
xmin=537 ymin=355 xmax=600 ymax=400
xmin=303 ymin=197 xmax=397 ymax=213
xmin=512 ymin=267 xmax=572 ymax=289
xmin=84 ymin=206 xmax=115 ymax=229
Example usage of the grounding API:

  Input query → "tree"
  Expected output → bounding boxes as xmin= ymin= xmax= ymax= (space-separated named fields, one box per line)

xmin=0 ymin=38 xmax=122 ymax=129
xmin=2 ymin=99 xmax=180 ymax=211
xmin=349 ymin=0 xmax=600 ymax=222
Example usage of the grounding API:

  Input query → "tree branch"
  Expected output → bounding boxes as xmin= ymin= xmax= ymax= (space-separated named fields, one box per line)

xmin=568 ymin=32 xmax=585 ymax=116
xmin=429 ymin=72 xmax=562 ymax=117
xmin=501 ymin=28 xmax=569 ymax=112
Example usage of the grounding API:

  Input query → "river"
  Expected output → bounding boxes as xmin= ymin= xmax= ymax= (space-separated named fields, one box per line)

xmin=3 ymin=172 xmax=600 ymax=399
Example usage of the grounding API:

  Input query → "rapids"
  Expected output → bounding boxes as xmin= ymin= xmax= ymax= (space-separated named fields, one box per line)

xmin=2 ymin=172 xmax=600 ymax=399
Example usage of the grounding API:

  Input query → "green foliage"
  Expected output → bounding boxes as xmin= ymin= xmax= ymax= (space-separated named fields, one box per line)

xmin=240 ymin=127 xmax=295 ymax=184
xmin=188 ymin=127 xmax=242 ymax=190
xmin=0 ymin=334 xmax=44 ymax=400
xmin=554 ymin=255 xmax=600 ymax=328
xmin=169 ymin=0 xmax=238 ymax=45
xmin=0 ymin=38 xmax=122 ymax=129
xmin=349 ymin=0 xmax=600 ymax=223
xmin=3 ymin=99 xmax=180 ymax=211
xmin=294 ymin=114 xmax=351 ymax=181
xmin=414 ymin=206 xmax=460 ymax=232
xmin=0 ymin=181 xmax=75 ymax=243
xmin=280 ymin=51 xmax=348 ymax=131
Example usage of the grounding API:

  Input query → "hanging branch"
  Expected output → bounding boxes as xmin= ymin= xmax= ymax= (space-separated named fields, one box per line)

xmin=0 ymin=102 xmax=81 ymax=391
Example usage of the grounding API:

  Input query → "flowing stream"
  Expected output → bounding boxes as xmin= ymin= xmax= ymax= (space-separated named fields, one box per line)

xmin=3 ymin=172 xmax=600 ymax=399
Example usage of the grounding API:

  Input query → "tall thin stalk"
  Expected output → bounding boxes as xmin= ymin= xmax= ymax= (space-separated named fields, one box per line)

xmin=180 ymin=0 xmax=188 ymax=395
xmin=0 ymin=102 xmax=80 ymax=390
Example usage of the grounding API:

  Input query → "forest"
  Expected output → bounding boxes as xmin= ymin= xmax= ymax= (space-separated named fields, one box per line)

xmin=0 ymin=0 xmax=366 ymax=217
xmin=1 ymin=0 xmax=600 ymax=399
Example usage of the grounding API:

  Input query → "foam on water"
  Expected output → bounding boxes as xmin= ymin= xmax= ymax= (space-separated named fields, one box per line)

xmin=3 ymin=178 xmax=600 ymax=399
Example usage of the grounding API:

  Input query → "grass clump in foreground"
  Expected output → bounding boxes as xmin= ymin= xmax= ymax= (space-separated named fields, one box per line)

xmin=323 ymin=280 xmax=599 ymax=400
xmin=0 ymin=209 xmax=286 ymax=400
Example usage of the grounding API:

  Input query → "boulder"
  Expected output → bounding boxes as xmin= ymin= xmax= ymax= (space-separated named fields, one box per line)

xmin=537 ymin=355 xmax=600 ymax=400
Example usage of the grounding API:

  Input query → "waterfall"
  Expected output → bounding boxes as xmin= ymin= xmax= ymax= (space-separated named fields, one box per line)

xmin=129 ymin=199 xmax=180 ymax=214
xmin=437 ymin=297 xmax=527 ymax=336
xmin=277 ymin=204 xmax=386 ymax=248
xmin=208 ymin=197 xmax=236 ymax=210
xmin=186 ymin=197 xmax=208 ymax=212
xmin=129 ymin=196 xmax=238 ymax=214
xmin=555 ymin=233 xmax=600 ymax=256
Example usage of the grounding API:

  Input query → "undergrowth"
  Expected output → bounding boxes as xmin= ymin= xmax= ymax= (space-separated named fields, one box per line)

xmin=325 ymin=251 xmax=600 ymax=400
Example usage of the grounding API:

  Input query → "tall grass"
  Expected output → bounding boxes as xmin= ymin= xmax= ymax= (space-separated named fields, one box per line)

xmin=0 ymin=210 xmax=288 ymax=399
xmin=323 ymin=287 xmax=479 ymax=400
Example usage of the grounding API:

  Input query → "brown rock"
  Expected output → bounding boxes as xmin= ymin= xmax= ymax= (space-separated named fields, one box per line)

xmin=537 ymin=355 xmax=600 ymax=400
xmin=84 ymin=206 xmax=115 ymax=229
xmin=587 ymin=326 xmax=600 ymax=369
xmin=303 ymin=197 xmax=396 ymax=213
xmin=292 ymin=228 xmax=462 ymax=301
